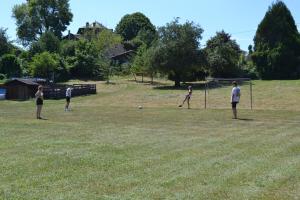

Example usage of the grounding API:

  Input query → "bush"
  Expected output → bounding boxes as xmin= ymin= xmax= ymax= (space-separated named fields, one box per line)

xmin=0 ymin=73 xmax=6 ymax=80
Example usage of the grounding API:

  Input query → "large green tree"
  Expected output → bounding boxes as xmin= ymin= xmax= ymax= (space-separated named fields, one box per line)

xmin=155 ymin=19 xmax=204 ymax=87
xmin=204 ymin=31 xmax=242 ymax=77
xmin=12 ymin=0 xmax=73 ymax=46
xmin=252 ymin=1 xmax=300 ymax=79
xmin=115 ymin=12 xmax=156 ymax=42
xmin=0 ymin=54 xmax=22 ymax=78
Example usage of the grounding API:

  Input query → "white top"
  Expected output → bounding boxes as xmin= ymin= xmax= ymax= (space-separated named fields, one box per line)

xmin=231 ymin=87 xmax=241 ymax=102
xmin=35 ymin=91 xmax=43 ymax=99
xmin=66 ymin=88 xmax=72 ymax=97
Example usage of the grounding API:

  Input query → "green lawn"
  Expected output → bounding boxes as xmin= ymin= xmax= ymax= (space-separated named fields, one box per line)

xmin=0 ymin=78 xmax=299 ymax=199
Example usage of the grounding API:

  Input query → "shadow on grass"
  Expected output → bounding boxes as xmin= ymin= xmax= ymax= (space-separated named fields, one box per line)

xmin=237 ymin=118 xmax=254 ymax=121
xmin=154 ymin=81 xmax=255 ymax=91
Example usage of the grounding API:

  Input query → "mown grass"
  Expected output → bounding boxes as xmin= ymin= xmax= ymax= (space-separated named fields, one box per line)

xmin=0 ymin=77 xmax=299 ymax=199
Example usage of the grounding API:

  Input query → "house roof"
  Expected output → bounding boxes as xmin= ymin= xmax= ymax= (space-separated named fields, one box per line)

xmin=77 ymin=21 xmax=109 ymax=34
xmin=106 ymin=44 xmax=135 ymax=59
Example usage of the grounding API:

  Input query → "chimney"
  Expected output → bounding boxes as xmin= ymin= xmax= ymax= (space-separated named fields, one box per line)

xmin=86 ymin=22 xmax=89 ymax=28
xmin=93 ymin=22 xmax=96 ymax=27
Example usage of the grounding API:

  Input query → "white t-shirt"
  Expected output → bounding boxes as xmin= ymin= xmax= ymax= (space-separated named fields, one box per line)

xmin=66 ymin=88 xmax=72 ymax=97
xmin=231 ymin=87 xmax=240 ymax=103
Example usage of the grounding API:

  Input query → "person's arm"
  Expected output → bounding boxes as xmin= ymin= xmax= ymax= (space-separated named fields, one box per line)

xmin=35 ymin=91 xmax=40 ymax=98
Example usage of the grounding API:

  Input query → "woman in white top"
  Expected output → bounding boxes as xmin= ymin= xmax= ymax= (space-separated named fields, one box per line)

xmin=35 ymin=85 xmax=44 ymax=119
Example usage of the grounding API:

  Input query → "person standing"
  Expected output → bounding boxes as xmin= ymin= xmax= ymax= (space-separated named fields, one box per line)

xmin=65 ymin=87 xmax=72 ymax=111
xmin=35 ymin=85 xmax=44 ymax=119
xmin=231 ymin=81 xmax=241 ymax=119
xmin=179 ymin=86 xmax=193 ymax=109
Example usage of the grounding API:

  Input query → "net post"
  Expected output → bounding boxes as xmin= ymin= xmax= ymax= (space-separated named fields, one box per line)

xmin=205 ymin=81 xmax=207 ymax=109
xmin=250 ymin=80 xmax=253 ymax=110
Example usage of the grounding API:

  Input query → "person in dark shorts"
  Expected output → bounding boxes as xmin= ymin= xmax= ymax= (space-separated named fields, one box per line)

xmin=179 ymin=86 xmax=193 ymax=109
xmin=231 ymin=81 xmax=241 ymax=119
xmin=35 ymin=85 xmax=44 ymax=119
xmin=65 ymin=87 xmax=72 ymax=111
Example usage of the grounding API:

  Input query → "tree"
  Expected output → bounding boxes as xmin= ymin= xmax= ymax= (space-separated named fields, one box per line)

xmin=204 ymin=31 xmax=242 ymax=77
xmin=29 ymin=31 xmax=61 ymax=55
xmin=154 ymin=19 xmax=204 ymax=87
xmin=132 ymin=43 xmax=159 ymax=83
xmin=30 ymin=52 xmax=59 ymax=79
xmin=0 ymin=54 xmax=22 ymax=77
xmin=70 ymin=40 xmax=102 ymax=79
xmin=115 ymin=12 xmax=156 ymax=42
xmin=252 ymin=1 xmax=300 ymax=79
xmin=0 ymin=28 xmax=11 ymax=56
xmin=12 ymin=0 xmax=73 ymax=46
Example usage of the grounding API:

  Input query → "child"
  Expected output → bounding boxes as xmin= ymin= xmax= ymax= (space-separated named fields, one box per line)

xmin=179 ymin=86 xmax=192 ymax=109
xmin=231 ymin=81 xmax=241 ymax=119
xmin=65 ymin=87 xmax=72 ymax=111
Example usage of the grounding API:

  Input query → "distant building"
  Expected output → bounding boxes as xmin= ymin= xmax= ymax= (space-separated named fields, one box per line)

xmin=63 ymin=21 xmax=134 ymax=64
xmin=4 ymin=79 xmax=39 ymax=100
xmin=63 ymin=21 xmax=113 ymax=40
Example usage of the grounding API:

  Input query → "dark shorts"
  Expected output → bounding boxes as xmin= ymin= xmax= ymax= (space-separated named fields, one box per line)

xmin=36 ymin=98 xmax=43 ymax=105
xmin=66 ymin=96 xmax=71 ymax=103
xmin=231 ymin=102 xmax=238 ymax=108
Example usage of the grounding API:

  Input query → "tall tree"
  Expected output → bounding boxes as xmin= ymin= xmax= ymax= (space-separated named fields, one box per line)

xmin=12 ymin=0 xmax=73 ymax=46
xmin=155 ymin=18 xmax=204 ymax=87
xmin=204 ymin=31 xmax=242 ymax=77
xmin=0 ymin=28 xmax=11 ymax=56
xmin=252 ymin=1 xmax=300 ymax=79
xmin=115 ymin=12 xmax=156 ymax=42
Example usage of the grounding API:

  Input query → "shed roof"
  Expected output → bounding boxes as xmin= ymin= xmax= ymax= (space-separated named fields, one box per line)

xmin=5 ymin=78 xmax=39 ymax=86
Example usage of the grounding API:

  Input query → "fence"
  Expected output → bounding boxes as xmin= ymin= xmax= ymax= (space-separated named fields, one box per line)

xmin=43 ymin=84 xmax=96 ymax=99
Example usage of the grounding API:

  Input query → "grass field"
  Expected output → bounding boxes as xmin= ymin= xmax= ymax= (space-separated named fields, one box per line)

xmin=0 ymin=77 xmax=300 ymax=199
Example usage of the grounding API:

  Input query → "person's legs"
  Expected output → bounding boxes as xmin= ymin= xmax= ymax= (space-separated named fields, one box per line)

xmin=179 ymin=96 xmax=188 ymax=107
xmin=232 ymin=102 xmax=237 ymax=119
xmin=187 ymin=97 xmax=190 ymax=109
xmin=36 ymin=105 xmax=39 ymax=119
xmin=37 ymin=105 xmax=42 ymax=119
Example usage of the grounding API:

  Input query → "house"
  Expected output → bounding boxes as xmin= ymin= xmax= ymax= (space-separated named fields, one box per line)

xmin=63 ymin=21 xmax=112 ymax=40
xmin=63 ymin=21 xmax=134 ymax=64
xmin=4 ymin=79 xmax=39 ymax=100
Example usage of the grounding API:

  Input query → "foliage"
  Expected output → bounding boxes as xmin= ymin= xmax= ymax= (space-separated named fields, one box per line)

xmin=0 ymin=54 xmax=22 ymax=78
xmin=154 ymin=18 xmax=204 ymax=87
xmin=29 ymin=52 xmax=59 ymax=79
xmin=115 ymin=12 xmax=156 ymax=42
xmin=70 ymin=40 xmax=102 ymax=79
xmin=29 ymin=31 xmax=61 ymax=56
xmin=0 ymin=28 xmax=11 ymax=56
xmin=12 ymin=0 xmax=73 ymax=46
xmin=93 ymin=29 xmax=122 ymax=54
xmin=252 ymin=1 xmax=300 ymax=79
xmin=204 ymin=31 xmax=242 ymax=78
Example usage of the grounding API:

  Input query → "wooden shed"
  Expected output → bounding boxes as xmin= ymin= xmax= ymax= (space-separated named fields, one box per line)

xmin=4 ymin=79 xmax=39 ymax=100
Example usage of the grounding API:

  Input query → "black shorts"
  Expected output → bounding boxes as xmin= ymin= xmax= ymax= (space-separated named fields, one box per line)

xmin=36 ymin=98 xmax=43 ymax=105
xmin=231 ymin=102 xmax=238 ymax=108
xmin=66 ymin=96 xmax=71 ymax=103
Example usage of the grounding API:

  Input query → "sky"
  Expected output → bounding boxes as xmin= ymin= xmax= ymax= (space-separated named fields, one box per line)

xmin=1 ymin=0 xmax=300 ymax=50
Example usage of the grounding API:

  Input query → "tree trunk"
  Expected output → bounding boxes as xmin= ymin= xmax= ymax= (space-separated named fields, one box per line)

xmin=174 ymin=73 xmax=181 ymax=87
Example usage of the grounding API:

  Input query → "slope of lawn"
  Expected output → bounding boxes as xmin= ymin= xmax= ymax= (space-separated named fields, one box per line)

xmin=0 ymin=78 xmax=299 ymax=199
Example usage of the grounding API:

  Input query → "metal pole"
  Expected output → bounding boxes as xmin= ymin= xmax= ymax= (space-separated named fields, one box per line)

xmin=250 ymin=81 xmax=253 ymax=110
xmin=205 ymin=81 xmax=207 ymax=109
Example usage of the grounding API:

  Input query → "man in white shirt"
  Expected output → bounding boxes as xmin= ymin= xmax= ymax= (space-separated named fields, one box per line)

xmin=65 ymin=87 xmax=72 ymax=111
xmin=231 ymin=81 xmax=241 ymax=119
